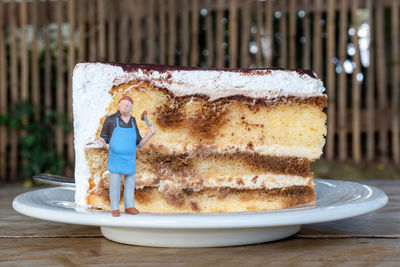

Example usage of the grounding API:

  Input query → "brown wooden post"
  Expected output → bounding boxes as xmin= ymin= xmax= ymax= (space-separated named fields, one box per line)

xmin=20 ymin=0 xmax=28 ymax=102
xmin=375 ymin=0 xmax=388 ymax=162
xmin=216 ymin=0 xmax=224 ymax=68
xmin=31 ymin=0 xmax=40 ymax=117
xmin=326 ymin=0 xmax=336 ymax=160
xmin=312 ymin=0 xmax=322 ymax=77
xmin=288 ymin=0 xmax=296 ymax=69
xmin=338 ymin=0 xmax=348 ymax=161
xmin=241 ymin=0 xmax=250 ymax=67
xmin=205 ymin=0 xmax=214 ymax=67
xmin=350 ymin=0 xmax=361 ymax=163
xmin=168 ymin=0 xmax=176 ymax=65
xmin=9 ymin=0 xmax=18 ymax=180
xmin=279 ymin=0 xmax=287 ymax=68
xmin=89 ymin=0 xmax=97 ymax=61
xmin=255 ymin=0 xmax=263 ymax=67
xmin=265 ymin=0 xmax=273 ymax=67
xmin=98 ymin=0 xmax=106 ymax=61
xmin=229 ymin=0 xmax=238 ymax=68
xmin=56 ymin=0 xmax=65 ymax=156
xmin=0 ymin=0 xmax=7 ymax=181
xmin=180 ymin=0 xmax=189 ymax=66
xmin=159 ymin=0 xmax=166 ymax=64
xmin=67 ymin=0 xmax=76 ymax=172
xmin=108 ymin=0 xmax=116 ymax=62
xmin=302 ymin=0 xmax=311 ymax=69
xmin=119 ymin=0 xmax=129 ymax=61
xmin=366 ymin=0 xmax=375 ymax=161
xmin=190 ymin=0 xmax=199 ymax=66
xmin=78 ymin=0 xmax=87 ymax=62
xmin=391 ymin=0 xmax=400 ymax=164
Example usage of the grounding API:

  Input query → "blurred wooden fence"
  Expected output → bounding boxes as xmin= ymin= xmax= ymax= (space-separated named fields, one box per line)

xmin=0 ymin=0 xmax=399 ymax=181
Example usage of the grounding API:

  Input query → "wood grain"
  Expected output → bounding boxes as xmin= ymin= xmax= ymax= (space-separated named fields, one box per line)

xmin=391 ymin=0 xmax=400 ymax=164
xmin=375 ymin=0 xmax=388 ymax=161
xmin=338 ymin=0 xmax=348 ymax=161
xmin=350 ymin=0 xmax=361 ymax=163
xmin=326 ymin=0 xmax=336 ymax=160
xmin=1 ymin=180 xmax=398 ymax=265
xmin=190 ymin=0 xmax=199 ymax=66
xmin=9 ymin=0 xmax=18 ymax=181
xmin=228 ymin=0 xmax=238 ymax=68
xmin=366 ymin=0 xmax=375 ymax=161
xmin=0 ymin=0 xmax=7 ymax=181
xmin=215 ymin=0 xmax=224 ymax=68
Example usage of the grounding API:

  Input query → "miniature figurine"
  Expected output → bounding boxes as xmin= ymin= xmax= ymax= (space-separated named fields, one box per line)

xmin=93 ymin=95 xmax=156 ymax=217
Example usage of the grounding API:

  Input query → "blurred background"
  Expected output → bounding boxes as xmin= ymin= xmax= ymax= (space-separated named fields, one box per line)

xmin=0 ymin=0 xmax=399 ymax=186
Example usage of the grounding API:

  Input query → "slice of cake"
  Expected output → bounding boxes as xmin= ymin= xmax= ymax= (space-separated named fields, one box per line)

xmin=72 ymin=62 xmax=327 ymax=213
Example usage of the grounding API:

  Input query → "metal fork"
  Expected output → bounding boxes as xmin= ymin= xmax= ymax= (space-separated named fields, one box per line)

xmin=33 ymin=173 xmax=75 ymax=187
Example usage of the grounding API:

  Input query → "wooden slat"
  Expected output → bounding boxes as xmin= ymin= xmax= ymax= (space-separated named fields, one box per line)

xmin=391 ymin=0 xmax=399 ymax=164
xmin=78 ymin=0 xmax=87 ymax=62
xmin=228 ymin=0 xmax=238 ymax=68
xmin=215 ymin=0 xmax=224 ymax=68
xmin=312 ymin=0 xmax=322 ymax=77
xmin=108 ymin=0 xmax=116 ymax=62
xmin=366 ymin=0 xmax=375 ymax=161
xmin=146 ymin=0 xmax=155 ymax=63
xmin=375 ymin=0 xmax=388 ymax=161
xmin=265 ymin=0 xmax=273 ymax=67
xmin=288 ymin=0 xmax=296 ymax=69
xmin=20 ymin=0 xmax=28 ymax=101
xmin=98 ymin=0 xmax=106 ymax=61
xmin=89 ymin=0 xmax=97 ymax=61
xmin=180 ymin=0 xmax=189 ymax=66
xmin=9 ymin=0 xmax=18 ymax=180
xmin=302 ymin=0 xmax=311 ymax=69
xmin=168 ymin=0 xmax=176 ymax=65
xmin=44 ymin=0 xmax=52 ymax=113
xmin=131 ymin=0 xmax=141 ymax=62
xmin=159 ymin=0 xmax=166 ymax=64
xmin=56 ymin=0 xmax=64 ymax=155
xmin=350 ymin=0 xmax=361 ymax=163
xmin=279 ymin=0 xmax=287 ymax=67
xmin=326 ymin=0 xmax=336 ymax=160
xmin=205 ymin=0 xmax=213 ymax=67
xmin=338 ymin=0 xmax=348 ymax=161
xmin=0 ymin=0 xmax=7 ymax=180
xmin=255 ymin=0 xmax=263 ymax=67
xmin=240 ymin=0 xmax=250 ymax=67
xmin=67 ymin=0 xmax=76 ymax=174
xmin=118 ymin=0 xmax=129 ymax=62
xmin=190 ymin=0 xmax=199 ymax=66
xmin=31 ymin=0 xmax=39 ymax=118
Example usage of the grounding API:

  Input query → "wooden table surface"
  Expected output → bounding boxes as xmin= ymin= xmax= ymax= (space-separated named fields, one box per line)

xmin=1 ymin=180 xmax=399 ymax=266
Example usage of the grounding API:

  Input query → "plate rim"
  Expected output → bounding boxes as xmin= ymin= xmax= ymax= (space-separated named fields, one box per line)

xmin=12 ymin=178 xmax=388 ymax=229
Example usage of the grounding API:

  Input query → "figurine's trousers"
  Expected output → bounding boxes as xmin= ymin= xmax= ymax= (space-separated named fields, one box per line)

xmin=109 ymin=172 xmax=136 ymax=211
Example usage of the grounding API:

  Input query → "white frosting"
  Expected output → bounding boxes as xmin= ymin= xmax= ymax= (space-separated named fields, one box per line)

xmin=73 ymin=62 xmax=325 ymax=207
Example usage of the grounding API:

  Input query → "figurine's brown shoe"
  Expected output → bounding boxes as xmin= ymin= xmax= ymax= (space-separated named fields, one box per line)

xmin=125 ymin=207 xmax=139 ymax=215
xmin=111 ymin=210 xmax=120 ymax=217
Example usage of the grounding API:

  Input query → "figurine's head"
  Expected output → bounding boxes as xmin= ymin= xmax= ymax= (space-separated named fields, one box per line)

xmin=118 ymin=96 xmax=134 ymax=114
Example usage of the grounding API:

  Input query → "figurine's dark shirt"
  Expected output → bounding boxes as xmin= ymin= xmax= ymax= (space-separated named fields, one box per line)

xmin=100 ymin=110 xmax=142 ymax=145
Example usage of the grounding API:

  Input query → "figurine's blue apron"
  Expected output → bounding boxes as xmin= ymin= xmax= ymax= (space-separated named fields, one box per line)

xmin=107 ymin=117 xmax=137 ymax=174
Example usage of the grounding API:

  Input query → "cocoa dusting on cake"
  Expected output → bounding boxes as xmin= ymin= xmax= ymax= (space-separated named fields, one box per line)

xmin=102 ymin=62 xmax=318 ymax=79
xmin=137 ymin=150 xmax=311 ymax=177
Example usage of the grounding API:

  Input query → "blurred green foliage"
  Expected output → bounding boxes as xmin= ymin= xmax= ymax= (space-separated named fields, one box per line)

xmin=0 ymin=101 xmax=72 ymax=181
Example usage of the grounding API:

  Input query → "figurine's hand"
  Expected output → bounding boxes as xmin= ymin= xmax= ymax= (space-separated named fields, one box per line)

xmin=97 ymin=138 xmax=106 ymax=148
xmin=149 ymin=125 xmax=156 ymax=135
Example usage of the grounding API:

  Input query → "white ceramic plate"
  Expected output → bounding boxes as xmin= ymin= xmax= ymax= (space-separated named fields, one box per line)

xmin=13 ymin=179 xmax=388 ymax=247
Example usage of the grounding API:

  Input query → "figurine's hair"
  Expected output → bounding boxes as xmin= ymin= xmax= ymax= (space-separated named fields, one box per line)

xmin=118 ymin=95 xmax=134 ymax=104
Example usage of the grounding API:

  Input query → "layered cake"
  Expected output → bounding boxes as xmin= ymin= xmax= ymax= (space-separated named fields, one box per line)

xmin=72 ymin=62 xmax=327 ymax=213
